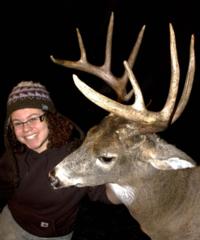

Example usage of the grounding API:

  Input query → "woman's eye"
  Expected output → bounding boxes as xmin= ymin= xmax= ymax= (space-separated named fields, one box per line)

xmin=13 ymin=122 xmax=22 ymax=127
xmin=29 ymin=117 xmax=37 ymax=123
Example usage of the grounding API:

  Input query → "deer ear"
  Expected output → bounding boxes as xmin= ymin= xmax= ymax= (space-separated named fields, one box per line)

xmin=149 ymin=157 xmax=195 ymax=170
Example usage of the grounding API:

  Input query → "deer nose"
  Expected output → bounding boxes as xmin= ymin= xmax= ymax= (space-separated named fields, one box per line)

xmin=48 ymin=169 xmax=64 ymax=189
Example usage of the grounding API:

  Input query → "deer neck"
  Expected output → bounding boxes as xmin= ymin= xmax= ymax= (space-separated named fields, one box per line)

xmin=124 ymin=167 xmax=199 ymax=233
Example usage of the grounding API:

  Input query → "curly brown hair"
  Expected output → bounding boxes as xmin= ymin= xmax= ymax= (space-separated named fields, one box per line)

xmin=7 ymin=111 xmax=84 ymax=153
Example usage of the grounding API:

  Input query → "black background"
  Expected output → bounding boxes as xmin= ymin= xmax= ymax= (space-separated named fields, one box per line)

xmin=0 ymin=1 xmax=199 ymax=239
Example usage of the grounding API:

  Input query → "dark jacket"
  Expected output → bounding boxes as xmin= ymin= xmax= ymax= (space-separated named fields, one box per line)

xmin=0 ymin=149 xmax=19 ymax=210
xmin=0 ymin=139 xmax=111 ymax=237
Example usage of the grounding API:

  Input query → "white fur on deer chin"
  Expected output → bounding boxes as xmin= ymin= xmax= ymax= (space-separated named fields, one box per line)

xmin=108 ymin=183 xmax=136 ymax=206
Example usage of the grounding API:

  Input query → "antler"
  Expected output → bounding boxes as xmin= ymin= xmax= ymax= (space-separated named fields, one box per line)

xmin=71 ymin=24 xmax=195 ymax=133
xmin=50 ymin=12 xmax=145 ymax=102
xmin=51 ymin=12 xmax=195 ymax=133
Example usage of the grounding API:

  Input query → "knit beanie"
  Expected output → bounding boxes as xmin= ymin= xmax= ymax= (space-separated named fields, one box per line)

xmin=6 ymin=81 xmax=56 ymax=117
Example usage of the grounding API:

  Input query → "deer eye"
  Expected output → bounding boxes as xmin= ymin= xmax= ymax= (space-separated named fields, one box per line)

xmin=96 ymin=153 xmax=117 ymax=169
xmin=98 ymin=156 xmax=113 ymax=163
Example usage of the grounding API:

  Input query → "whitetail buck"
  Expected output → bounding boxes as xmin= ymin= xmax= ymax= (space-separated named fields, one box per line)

xmin=49 ymin=13 xmax=199 ymax=240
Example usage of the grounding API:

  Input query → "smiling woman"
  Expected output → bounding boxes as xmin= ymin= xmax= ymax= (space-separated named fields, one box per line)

xmin=11 ymin=108 xmax=49 ymax=153
xmin=0 ymin=80 xmax=121 ymax=240
xmin=5 ymin=81 xmax=56 ymax=154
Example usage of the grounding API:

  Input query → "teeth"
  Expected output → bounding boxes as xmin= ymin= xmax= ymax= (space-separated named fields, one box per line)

xmin=25 ymin=134 xmax=36 ymax=140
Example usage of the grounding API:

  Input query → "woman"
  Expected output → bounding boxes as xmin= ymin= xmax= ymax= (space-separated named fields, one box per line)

xmin=0 ymin=81 xmax=120 ymax=239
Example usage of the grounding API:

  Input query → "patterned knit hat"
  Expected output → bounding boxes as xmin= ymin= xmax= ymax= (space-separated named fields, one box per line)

xmin=6 ymin=81 xmax=56 ymax=117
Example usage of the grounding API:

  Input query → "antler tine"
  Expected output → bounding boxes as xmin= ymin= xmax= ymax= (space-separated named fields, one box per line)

xmin=171 ymin=34 xmax=195 ymax=123
xmin=103 ymin=12 xmax=113 ymax=72
xmin=50 ymin=12 xmax=145 ymax=102
xmin=72 ymin=23 xmax=195 ymax=133
xmin=158 ymin=23 xmax=180 ymax=121
xmin=123 ymin=60 xmax=145 ymax=110
xmin=123 ymin=25 xmax=146 ymax=101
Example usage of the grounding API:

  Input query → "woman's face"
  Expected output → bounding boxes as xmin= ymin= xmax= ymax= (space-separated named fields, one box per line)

xmin=11 ymin=108 xmax=49 ymax=153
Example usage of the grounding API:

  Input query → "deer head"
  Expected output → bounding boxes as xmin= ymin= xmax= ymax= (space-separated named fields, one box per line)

xmin=49 ymin=13 xmax=199 ymax=240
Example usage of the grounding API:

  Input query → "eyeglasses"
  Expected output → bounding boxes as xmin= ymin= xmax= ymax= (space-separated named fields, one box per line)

xmin=12 ymin=113 xmax=46 ymax=130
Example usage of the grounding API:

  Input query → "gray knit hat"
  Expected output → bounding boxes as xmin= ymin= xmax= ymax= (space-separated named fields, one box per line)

xmin=6 ymin=81 xmax=56 ymax=117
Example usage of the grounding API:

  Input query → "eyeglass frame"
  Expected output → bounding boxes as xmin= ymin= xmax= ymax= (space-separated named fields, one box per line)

xmin=11 ymin=113 xmax=46 ymax=130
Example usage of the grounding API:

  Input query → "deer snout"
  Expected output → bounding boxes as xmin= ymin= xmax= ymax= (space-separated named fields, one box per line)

xmin=48 ymin=168 xmax=65 ymax=189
